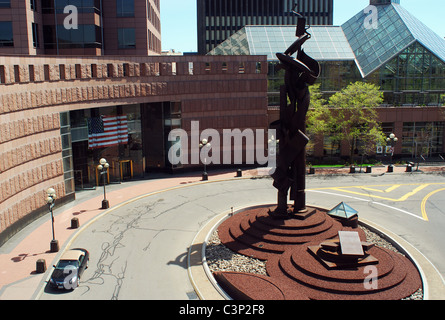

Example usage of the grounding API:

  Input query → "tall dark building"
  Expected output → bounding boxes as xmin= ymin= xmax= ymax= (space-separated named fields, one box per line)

xmin=197 ymin=0 xmax=334 ymax=54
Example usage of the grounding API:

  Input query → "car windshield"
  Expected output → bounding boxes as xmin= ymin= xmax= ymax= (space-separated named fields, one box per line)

xmin=56 ymin=260 xmax=79 ymax=269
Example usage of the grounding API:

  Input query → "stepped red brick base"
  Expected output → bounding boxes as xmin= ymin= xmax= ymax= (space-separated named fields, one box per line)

xmin=214 ymin=205 xmax=422 ymax=300
xmin=213 ymin=271 xmax=309 ymax=300
xmin=218 ymin=205 xmax=365 ymax=261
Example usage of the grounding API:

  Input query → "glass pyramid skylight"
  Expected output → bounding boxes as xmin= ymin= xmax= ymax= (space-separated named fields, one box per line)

xmin=328 ymin=202 xmax=358 ymax=219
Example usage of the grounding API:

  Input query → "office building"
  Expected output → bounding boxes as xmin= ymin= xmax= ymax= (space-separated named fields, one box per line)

xmin=197 ymin=0 xmax=334 ymax=54
xmin=0 ymin=0 xmax=161 ymax=56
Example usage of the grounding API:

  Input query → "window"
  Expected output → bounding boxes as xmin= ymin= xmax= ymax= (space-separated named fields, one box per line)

xmin=60 ymin=112 xmax=75 ymax=195
xmin=323 ymin=135 xmax=341 ymax=157
xmin=401 ymin=122 xmax=444 ymax=157
xmin=116 ymin=0 xmax=134 ymax=17
xmin=256 ymin=62 xmax=262 ymax=74
xmin=32 ymin=23 xmax=39 ymax=48
xmin=239 ymin=62 xmax=245 ymax=74
xmin=0 ymin=0 xmax=10 ymax=8
xmin=43 ymin=25 xmax=55 ymax=49
xmin=56 ymin=24 xmax=102 ymax=49
xmin=52 ymin=0 xmax=101 ymax=14
xmin=118 ymin=28 xmax=135 ymax=49
xmin=41 ymin=0 xmax=54 ymax=13
xmin=0 ymin=21 xmax=13 ymax=47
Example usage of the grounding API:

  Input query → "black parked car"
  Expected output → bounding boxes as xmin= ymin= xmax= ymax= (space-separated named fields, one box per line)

xmin=49 ymin=248 xmax=89 ymax=290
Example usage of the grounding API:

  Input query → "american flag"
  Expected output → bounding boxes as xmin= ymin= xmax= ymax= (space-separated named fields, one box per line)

xmin=88 ymin=115 xmax=128 ymax=149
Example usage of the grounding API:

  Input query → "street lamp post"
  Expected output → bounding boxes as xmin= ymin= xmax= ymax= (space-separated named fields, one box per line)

xmin=199 ymin=139 xmax=211 ymax=181
xmin=386 ymin=133 xmax=398 ymax=172
xmin=98 ymin=158 xmax=110 ymax=209
xmin=45 ymin=188 xmax=59 ymax=252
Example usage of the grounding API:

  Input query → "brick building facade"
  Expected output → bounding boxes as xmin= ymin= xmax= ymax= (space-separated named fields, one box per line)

xmin=0 ymin=54 xmax=268 ymax=245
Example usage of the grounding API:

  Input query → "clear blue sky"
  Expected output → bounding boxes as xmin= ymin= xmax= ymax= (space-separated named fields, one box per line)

xmin=160 ymin=0 xmax=445 ymax=53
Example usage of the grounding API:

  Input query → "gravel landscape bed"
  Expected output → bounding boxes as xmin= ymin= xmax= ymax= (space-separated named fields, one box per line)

xmin=205 ymin=224 xmax=423 ymax=300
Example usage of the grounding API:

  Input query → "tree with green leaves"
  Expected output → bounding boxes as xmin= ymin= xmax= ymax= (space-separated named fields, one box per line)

xmin=307 ymin=81 xmax=386 ymax=163
xmin=306 ymin=83 xmax=328 ymax=152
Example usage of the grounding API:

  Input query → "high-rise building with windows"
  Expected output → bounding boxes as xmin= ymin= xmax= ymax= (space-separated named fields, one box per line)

xmin=0 ymin=0 xmax=161 ymax=56
xmin=197 ymin=0 xmax=334 ymax=54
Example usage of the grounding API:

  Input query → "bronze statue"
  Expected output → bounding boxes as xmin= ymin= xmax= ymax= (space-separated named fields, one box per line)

xmin=270 ymin=14 xmax=320 ymax=218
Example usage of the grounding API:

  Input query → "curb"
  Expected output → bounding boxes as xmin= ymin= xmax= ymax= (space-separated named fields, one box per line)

xmin=3 ymin=169 xmax=444 ymax=300
xmin=359 ymin=218 xmax=445 ymax=300
xmin=188 ymin=210 xmax=231 ymax=300
xmin=188 ymin=203 xmax=445 ymax=300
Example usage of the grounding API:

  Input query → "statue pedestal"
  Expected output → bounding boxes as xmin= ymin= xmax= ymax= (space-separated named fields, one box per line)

xmin=268 ymin=205 xmax=316 ymax=220
xmin=292 ymin=207 xmax=315 ymax=220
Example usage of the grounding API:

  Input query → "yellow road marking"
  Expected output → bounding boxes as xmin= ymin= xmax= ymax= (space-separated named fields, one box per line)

xmin=329 ymin=187 xmax=393 ymax=201
xmin=361 ymin=184 xmax=401 ymax=193
xmin=399 ymin=184 xmax=430 ymax=201
xmin=385 ymin=184 xmax=402 ymax=193
xmin=310 ymin=182 xmax=445 ymax=191
xmin=309 ymin=183 xmax=445 ymax=222
xmin=421 ymin=188 xmax=445 ymax=222
xmin=331 ymin=184 xmax=430 ymax=202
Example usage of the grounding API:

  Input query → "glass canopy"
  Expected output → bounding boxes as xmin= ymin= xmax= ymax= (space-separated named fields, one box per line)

xmin=209 ymin=2 xmax=445 ymax=106
xmin=208 ymin=25 xmax=356 ymax=62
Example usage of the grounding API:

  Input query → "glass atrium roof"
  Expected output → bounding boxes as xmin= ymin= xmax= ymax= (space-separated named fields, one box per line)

xmin=208 ymin=25 xmax=356 ymax=62
xmin=342 ymin=3 xmax=445 ymax=77
xmin=209 ymin=2 xmax=445 ymax=80
xmin=393 ymin=4 xmax=445 ymax=63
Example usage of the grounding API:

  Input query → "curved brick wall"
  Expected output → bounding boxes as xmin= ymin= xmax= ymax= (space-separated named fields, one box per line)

xmin=0 ymin=54 xmax=268 ymax=244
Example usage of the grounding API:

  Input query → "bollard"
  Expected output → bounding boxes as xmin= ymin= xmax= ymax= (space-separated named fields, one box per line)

xmin=71 ymin=217 xmax=79 ymax=229
xmin=236 ymin=169 xmax=242 ymax=177
xmin=50 ymin=239 xmax=59 ymax=253
xmin=36 ymin=259 xmax=47 ymax=273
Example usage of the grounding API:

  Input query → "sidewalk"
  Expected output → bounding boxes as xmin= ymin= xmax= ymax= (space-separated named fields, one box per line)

xmin=309 ymin=164 xmax=445 ymax=175
xmin=0 ymin=165 xmax=443 ymax=300
xmin=0 ymin=170 xmax=246 ymax=300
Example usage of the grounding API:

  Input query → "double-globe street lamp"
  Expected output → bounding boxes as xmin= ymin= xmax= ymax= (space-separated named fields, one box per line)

xmin=199 ymin=139 xmax=211 ymax=181
xmin=45 ymin=187 xmax=59 ymax=252
xmin=98 ymin=158 xmax=110 ymax=209
xmin=386 ymin=133 xmax=398 ymax=172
